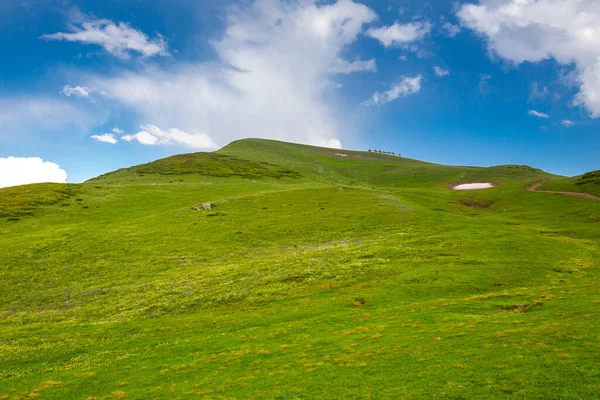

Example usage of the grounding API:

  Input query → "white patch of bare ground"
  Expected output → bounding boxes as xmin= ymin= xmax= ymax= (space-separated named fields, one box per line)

xmin=453 ymin=183 xmax=494 ymax=191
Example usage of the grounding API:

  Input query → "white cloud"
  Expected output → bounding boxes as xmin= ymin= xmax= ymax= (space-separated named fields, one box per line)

xmin=528 ymin=110 xmax=549 ymax=119
xmin=88 ymin=0 xmax=379 ymax=149
xmin=0 ymin=157 xmax=67 ymax=188
xmin=90 ymin=133 xmax=117 ymax=144
xmin=458 ymin=0 xmax=600 ymax=117
xmin=442 ymin=22 xmax=461 ymax=38
xmin=478 ymin=73 xmax=492 ymax=93
xmin=529 ymin=82 xmax=548 ymax=102
xmin=62 ymin=85 xmax=92 ymax=98
xmin=0 ymin=97 xmax=100 ymax=136
xmin=434 ymin=66 xmax=450 ymax=77
xmin=121 ymin=124 xmax=217 ymax=149
xmin=366 ymin=21 xmax=431 ymax=47
xmin=363 ymin=75 xmax=422 ymax=106
xmin=318 ymin=138 xmax=342 ymax=149
xmin=573 ymin=61 xmax=600 ymax=117
xmin=41 ymin=13 xmax=168 ymax=59
xmin=112 ymin=127 xmax=124 ymax=134
xmin=562 ymin=119 xmax=575 ymax=127
xmin=329 ymin=58 xmax=376 ymax=74
xmin=121 ymin=131 xmax=158 ymax=145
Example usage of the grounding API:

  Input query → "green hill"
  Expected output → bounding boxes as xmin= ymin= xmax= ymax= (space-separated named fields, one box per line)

xmin=538 ymin=170 xmax=600 ymax=197
xmin=90 ymin=138 xmax=555 ymax=187
xmin=1 ymin=139 xmax=599 ymax=399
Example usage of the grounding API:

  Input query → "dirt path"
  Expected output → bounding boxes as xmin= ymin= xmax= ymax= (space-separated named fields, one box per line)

xmin=526 ymin=181 xmax=600 ymax=201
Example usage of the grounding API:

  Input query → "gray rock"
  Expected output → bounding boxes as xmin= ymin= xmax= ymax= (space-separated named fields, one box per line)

xmin=194 ymin=202 xmax=213 ymax=211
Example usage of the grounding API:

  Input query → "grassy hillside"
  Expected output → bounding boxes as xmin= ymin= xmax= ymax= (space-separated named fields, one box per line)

xmin=538 ymin=170 xmax=600 ymax=197
xmin=1 ymin=139 xmax=599 ymax=399
xmin=91 ymin=138 xmax=555 ymax=188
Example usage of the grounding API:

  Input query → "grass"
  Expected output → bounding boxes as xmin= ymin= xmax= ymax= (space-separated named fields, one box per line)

xmin=91 ymin=152 xmax=302 ymax=183
xmin=538 ymin=170 xmax=600 ymax=197
xmin=0 ymin=183 xmax=79 ymax=218
xmin=0 ymin=139 xmax=599 ymax=399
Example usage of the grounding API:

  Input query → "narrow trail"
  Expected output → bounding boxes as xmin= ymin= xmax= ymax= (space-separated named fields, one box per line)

xmin=526 ymin=181 xmax=600 ymax=201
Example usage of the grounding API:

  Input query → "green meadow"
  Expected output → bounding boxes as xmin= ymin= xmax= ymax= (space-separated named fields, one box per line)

xmin=1 ymin=139 xmax=599 ymax=399
xmin=538 ymin=170 xmax=600 ymax=197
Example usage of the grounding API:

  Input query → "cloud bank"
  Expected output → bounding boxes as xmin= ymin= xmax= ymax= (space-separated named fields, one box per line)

xmin=83 ymin=0 xmax=387 ymax=149
xmin=458 ymin=0 xmax=600 ymax=117
xmin=0 ymin=157 xmax=67 ymax=188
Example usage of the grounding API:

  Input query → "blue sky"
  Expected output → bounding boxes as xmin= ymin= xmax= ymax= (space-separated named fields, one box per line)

xmin=1 ymin=0 xmax=599 ymax=186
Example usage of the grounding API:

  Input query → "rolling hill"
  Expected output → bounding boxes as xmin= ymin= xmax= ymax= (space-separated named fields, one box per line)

xmin=1 ymin=139 xmax=599 ymax=399
xmin=537 ymin=170 xmax=600 ymax=197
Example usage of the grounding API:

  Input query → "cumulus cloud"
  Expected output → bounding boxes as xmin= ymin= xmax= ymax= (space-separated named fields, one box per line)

xmin=121 ymin=131 xmax=158 ymax=145
xmin=90 ymin=133 xmax=117 ymax=144
xmin=88 ymin=0 xmax=379 ymax=149
xmin=528 ymin=110 xmax=549 ymax=119
xmin=363 ymin=76 xmax=422 ymax=106
xmin=112 ymin=127 xmax=124 ymax=134
xmin=121 ymin=124 xmax=217 ymax=149
xmin=0 ymin=157 xmax=67 ymax=188
xmin=573 ymin=61 xmax=600 ymax=117
xmin=62 ymin=85 xmax=92 ymax=98
xmin=433 ymin=66 xmax=450 ymax=77
xmin=366 ymin=21 xmax=431 ymax=47
xmin=41 ymin=13 xmax=168 ymax=58
xmin=458 ymin=0 xmax=600 ymax=117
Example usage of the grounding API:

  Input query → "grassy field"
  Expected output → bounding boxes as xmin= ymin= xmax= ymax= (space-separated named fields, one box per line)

xmin=538 ymin=170 xmax=600 ymax=197
xmin=1 ymin=139 xmax=599 ymax=399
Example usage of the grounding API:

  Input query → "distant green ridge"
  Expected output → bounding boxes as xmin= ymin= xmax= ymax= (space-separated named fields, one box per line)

xmin=538 ymin=170 xmax=600 ymax=197
xmin=87 ymin=138 xmax=557 ymax=188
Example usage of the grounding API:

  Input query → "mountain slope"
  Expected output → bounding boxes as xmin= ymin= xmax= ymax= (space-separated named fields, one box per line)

xmin=1 ymin=139 xmax=598 ymax=399
xmin=89 ymin=138 xmax=556 ymax=188
xmin=538 ymin=170 xmax=600 ymax=197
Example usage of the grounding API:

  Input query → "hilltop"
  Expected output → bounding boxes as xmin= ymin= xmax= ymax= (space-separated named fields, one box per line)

xmin=90 ymin=138 xmax=555 ymax=187
xmin=0 ymin=139 xmax=599 ymax=399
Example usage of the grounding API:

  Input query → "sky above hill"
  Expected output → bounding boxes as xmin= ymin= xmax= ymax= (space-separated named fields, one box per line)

xmin=1 ymin=0 xmax=599 ymax=186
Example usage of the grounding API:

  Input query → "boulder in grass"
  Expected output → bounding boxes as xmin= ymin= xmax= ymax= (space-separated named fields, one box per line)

xmin=194 ymin=202 xmax=213 ymax=211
